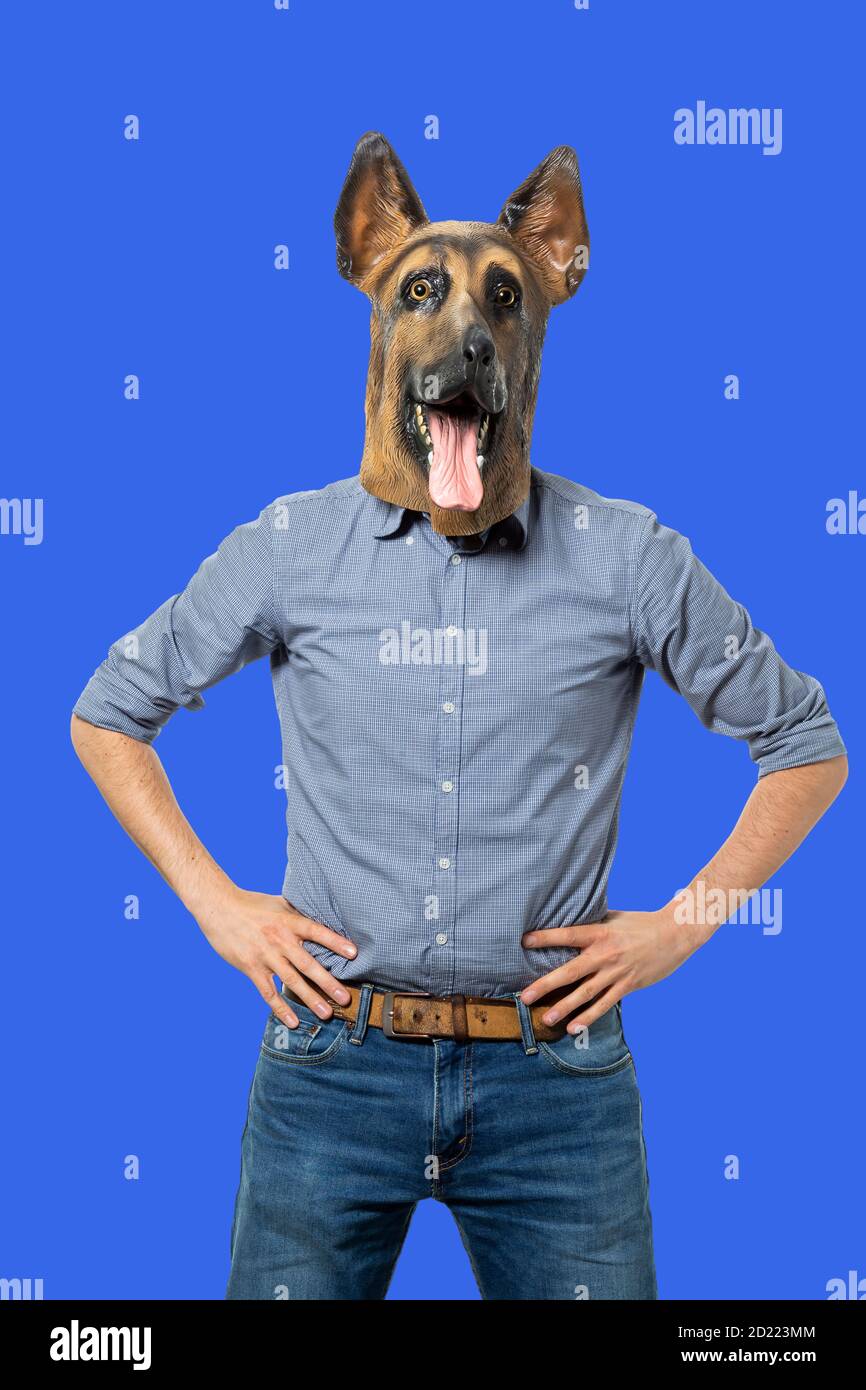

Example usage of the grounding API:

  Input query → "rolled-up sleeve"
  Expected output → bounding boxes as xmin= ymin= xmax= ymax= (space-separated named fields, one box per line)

xmin=632 ymin=512 xmax=846 ymax=776
xmin=73 ymin=504 xmax=282 ymax=743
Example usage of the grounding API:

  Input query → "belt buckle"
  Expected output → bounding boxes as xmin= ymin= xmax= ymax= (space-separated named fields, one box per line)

xmin=382 ymin=990 xmax=434 ymax=1041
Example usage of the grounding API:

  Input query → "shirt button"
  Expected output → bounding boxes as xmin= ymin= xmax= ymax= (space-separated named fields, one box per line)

xmin=435 ymin=933 xmax=448 ymax=946
xmin=438 ymin=857 xmax=451 ymax=869
xmin=498 ymin=536 xmax=509 ymax=547
xmin=405 ymin=535 xmax=414 ymax=545
xmin=441 ymin=780 xmax=454 ymax=793
xmin=441 ymin=701 xmax=455 ymax=714
xmin=450 ymin=554 xmax=462 ymax=565
xmin=446 ymin=625 xmax=458 ymax=637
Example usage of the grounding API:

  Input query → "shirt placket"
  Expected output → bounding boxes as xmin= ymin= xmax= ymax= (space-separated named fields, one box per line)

xmin=429 ymin=542 xmax=471 ymax=995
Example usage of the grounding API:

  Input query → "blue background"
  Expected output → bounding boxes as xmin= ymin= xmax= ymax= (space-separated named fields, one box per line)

xmin=1 ymin=0 xmax=862 ymax=1300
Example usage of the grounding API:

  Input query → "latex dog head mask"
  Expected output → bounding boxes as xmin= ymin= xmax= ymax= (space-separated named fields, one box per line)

xmin=335 ymin=132 xmax=589 ymax=536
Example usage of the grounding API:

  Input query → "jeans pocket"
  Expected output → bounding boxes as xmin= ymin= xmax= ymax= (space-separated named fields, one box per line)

xmin=537 ymin=1000 xmax=633 ymax=1077
xmin=259 ymin=991 xmax=351 ymax=1066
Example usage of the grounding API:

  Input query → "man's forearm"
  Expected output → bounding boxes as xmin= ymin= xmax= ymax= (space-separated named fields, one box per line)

xmin=70 ymin=714 xmax=234 ymax=915
xmin=71 ymin=714 xmax=358 ymax=1024
xmin=521 ymin=753 xmax=848 ymax=1027
xmin=666 ymin=754 xmax=849 ymax=950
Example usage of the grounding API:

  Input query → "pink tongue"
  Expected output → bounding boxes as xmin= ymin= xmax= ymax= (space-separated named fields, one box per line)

xmin=427 ymin=408 xmax=483 ymax=511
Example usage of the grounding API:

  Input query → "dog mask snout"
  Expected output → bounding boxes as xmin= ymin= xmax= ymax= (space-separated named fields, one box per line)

xmin=410 ymin=326 xmax=504 ymax=419
xmin=335 ymin=132 xmax=589 ymax=535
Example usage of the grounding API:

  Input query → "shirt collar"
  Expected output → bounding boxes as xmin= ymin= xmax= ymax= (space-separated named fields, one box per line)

xmin=370 ymin=488 xmax=530 ymax=551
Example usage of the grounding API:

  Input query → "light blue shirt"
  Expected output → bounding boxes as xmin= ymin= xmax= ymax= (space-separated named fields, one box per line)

xmin=73 ymin=468 xmax=846 ymax=996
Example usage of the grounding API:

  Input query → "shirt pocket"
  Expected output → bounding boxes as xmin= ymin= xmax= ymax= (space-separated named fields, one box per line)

xmin=537 ymin=1001 xmax=633 ymax=1077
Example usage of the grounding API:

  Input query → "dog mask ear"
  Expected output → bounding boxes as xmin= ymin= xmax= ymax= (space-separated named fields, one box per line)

xmin=497 ymin=146 xmax=589 ymax=306
xmin=335 ymin=132 xmax=428 ymax=289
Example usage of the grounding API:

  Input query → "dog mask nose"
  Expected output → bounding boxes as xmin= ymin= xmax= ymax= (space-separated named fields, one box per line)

xmin=462 ymin=327 xmax=496 ymax=374
xmin=455 ymin=326 xmax=499 ymax=413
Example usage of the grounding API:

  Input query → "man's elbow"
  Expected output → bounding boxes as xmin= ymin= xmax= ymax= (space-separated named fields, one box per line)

xmin=70 ymin=711 xmax=89 ymax=754
xmin=796 ymin=752 xmax=848 ymax=808
xmin=70 ymin=711 xmax=106 ymax=765
xmin=824 ymin=752 xmax=849 ymax=797
xmin=760 ymin=752 xmax=848 ymax=813
xmin=70 ymin=712 xmax=126 ymax=763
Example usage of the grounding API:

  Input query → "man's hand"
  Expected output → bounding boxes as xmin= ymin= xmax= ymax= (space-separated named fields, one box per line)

xmin=520 ymin=909 xmax=692 ymax=1032
xmin=195 ymin=889 xmax=357 ymax=1030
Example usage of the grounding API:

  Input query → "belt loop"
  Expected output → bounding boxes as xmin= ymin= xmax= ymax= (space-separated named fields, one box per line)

xmin=513 ymin=993 xmax=539 ymax=1055
xmin=349 ymin=984 xmax=373 ymax=1046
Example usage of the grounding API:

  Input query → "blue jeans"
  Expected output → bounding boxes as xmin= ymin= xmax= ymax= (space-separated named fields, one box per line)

xmin=225 ymin=986 xmax=657 ymax=1300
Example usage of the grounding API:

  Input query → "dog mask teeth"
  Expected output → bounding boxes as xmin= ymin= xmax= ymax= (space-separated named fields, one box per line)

xmin=415 ymin=403 xmax=432 ymax=444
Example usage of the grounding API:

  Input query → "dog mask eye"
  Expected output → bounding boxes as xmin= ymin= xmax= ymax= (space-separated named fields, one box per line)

xmin=408 ymin=277 xmax=432 ymax=302
xmin=495 ymin=285 xmax=518 ymax=307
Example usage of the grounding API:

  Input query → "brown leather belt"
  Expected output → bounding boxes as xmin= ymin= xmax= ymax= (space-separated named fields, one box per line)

xmin=284 ymin=983 xmax=573 ymax=1043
